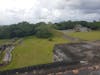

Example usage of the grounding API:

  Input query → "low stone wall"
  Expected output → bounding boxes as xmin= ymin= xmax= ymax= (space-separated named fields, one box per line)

xmin=0 ymin=61 xmax=100 ymax=75
xmin=0 ymin=61 xmax=80 ymax=75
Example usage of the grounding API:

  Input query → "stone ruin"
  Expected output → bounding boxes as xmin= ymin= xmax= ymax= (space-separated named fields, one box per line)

xmin=0 ymin=38 xmax=23 ymax=66
xmin=53 ymin=41 xmax=100 ymax=64
xmin=1 ymin=41 xmax=100 ymax=75
xmin=73 ymin=24 xmax=91 ymax=32
xmin=0 ymin=44 xmax=15 ymax=66
xmin=0 ymin=41 xmax=100 ymax=75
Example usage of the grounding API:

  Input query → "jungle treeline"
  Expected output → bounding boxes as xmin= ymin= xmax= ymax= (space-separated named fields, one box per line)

xmin=0 ymin=21 xmax=100 ymax=39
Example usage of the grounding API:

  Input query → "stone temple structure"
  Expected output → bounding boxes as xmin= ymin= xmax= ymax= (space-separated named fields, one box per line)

xmin=74 ymin=24 xmax=91 ymax=32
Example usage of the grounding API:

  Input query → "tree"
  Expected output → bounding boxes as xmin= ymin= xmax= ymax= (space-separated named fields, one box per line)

xmin=35 ymin=25 xmax=53 ymax=38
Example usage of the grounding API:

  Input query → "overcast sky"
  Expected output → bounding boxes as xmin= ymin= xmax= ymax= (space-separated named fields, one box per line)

xmin=0 ymin=0 xmax=100 ymax=25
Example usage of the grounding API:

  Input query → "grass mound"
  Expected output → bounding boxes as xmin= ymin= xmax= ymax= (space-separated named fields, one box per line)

xmin=0 ymin=31 xmax=68 ymax=71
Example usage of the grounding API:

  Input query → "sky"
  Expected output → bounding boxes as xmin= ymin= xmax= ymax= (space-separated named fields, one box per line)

xmin=0 ymin=0 xmax=100 ymax=25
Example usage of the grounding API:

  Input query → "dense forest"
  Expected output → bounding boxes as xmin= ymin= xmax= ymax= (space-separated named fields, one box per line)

xmin=0 ymin=21 xmax=100 ymax=39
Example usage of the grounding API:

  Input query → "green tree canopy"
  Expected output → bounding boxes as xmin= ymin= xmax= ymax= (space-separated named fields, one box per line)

xmin=35 ymin=25 xmax=53 ymax=38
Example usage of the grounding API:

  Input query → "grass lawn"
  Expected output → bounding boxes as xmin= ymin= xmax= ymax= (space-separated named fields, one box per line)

xmin=0 ymin=35 xmax=68 ymax=71
xmin=65 ymin=31 xmax=100 ymax=41
xmin=0 ymin=39 xmax=9 ymax=45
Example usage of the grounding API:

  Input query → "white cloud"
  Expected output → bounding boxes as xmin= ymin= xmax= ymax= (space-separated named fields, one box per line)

xmin=0 ymin=0 xmax=100 ymax=25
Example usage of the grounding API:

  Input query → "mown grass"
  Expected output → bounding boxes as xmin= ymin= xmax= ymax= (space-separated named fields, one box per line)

xmin=0 ymin=35 xmax=68 ymax=71
xmin=66 ymin=31 xmax=100 ymax=41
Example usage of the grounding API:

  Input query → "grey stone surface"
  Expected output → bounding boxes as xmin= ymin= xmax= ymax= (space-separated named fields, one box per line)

xmin=53 ymin=41 xmax=100 ymax=63
xmin=73 ymin=24 xmax=91 ymax=32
